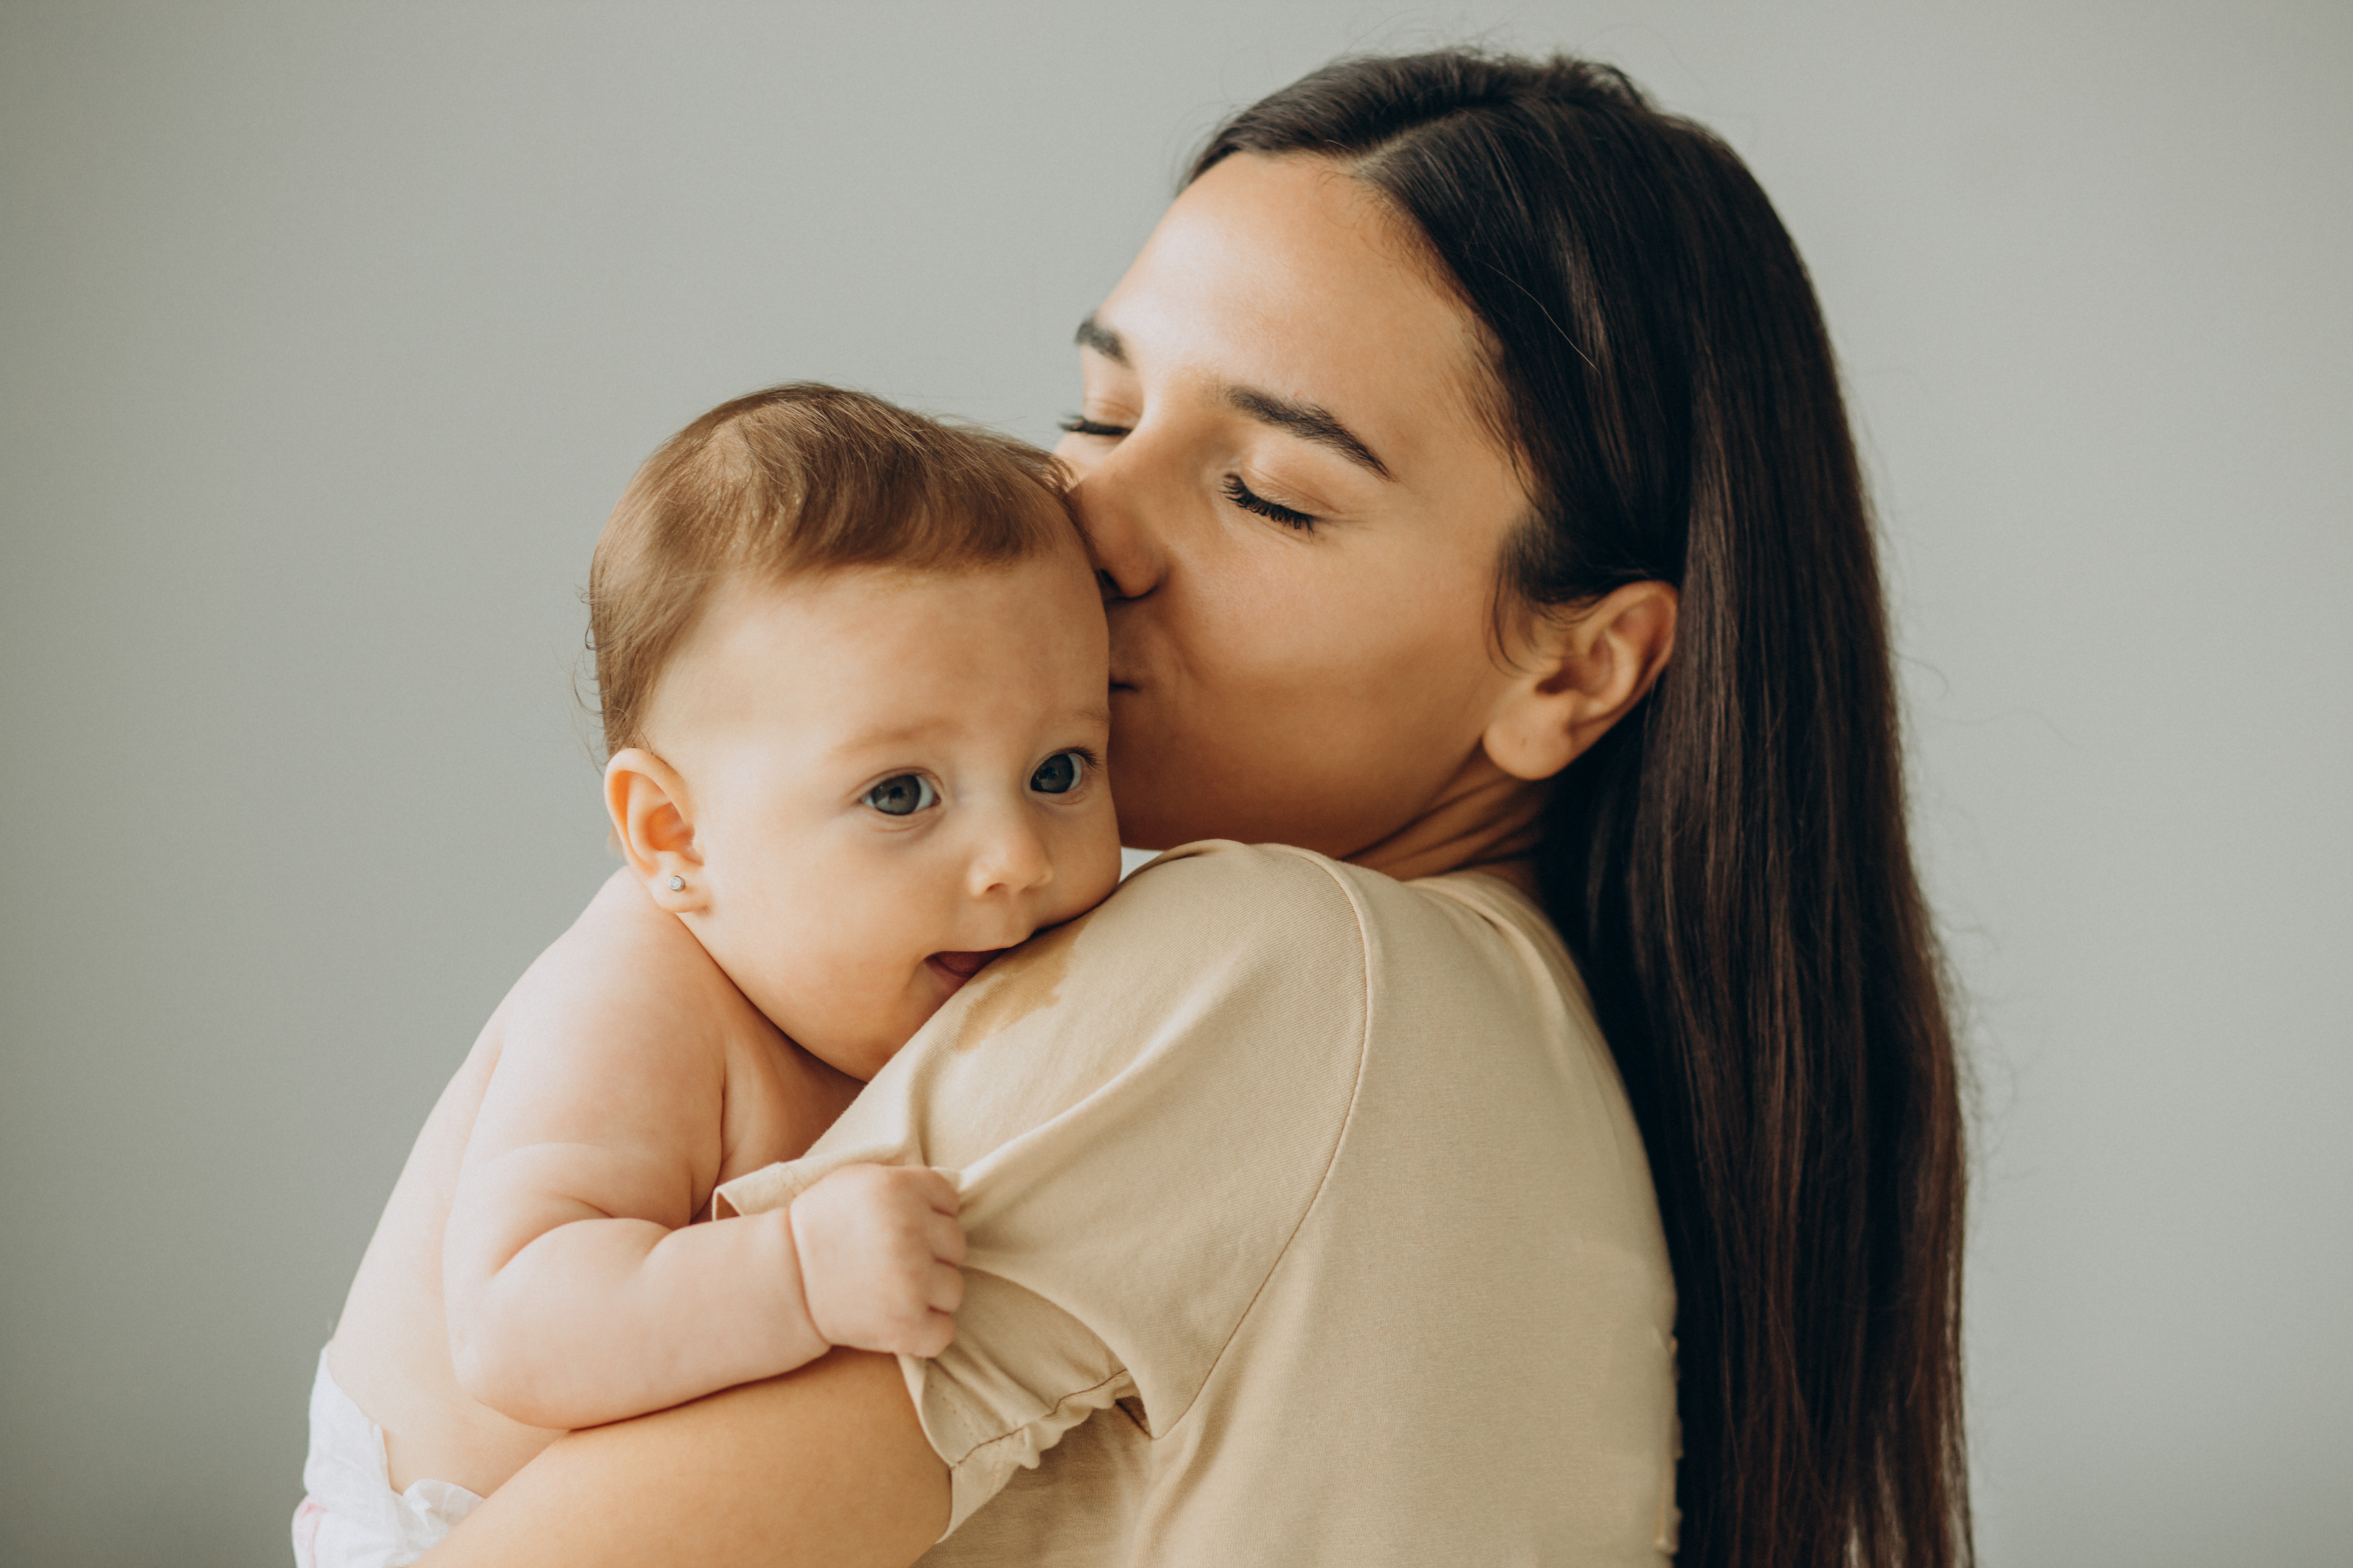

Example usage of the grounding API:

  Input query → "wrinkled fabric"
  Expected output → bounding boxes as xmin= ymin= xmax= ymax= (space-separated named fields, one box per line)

xmin=719 ymin=841 xmax=1681 ymax=1566
xmin=291 ymin=1349 xmax=482 ymax=1568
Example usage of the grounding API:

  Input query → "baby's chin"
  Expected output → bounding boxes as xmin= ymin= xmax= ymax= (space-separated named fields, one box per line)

xmin=787 ymin=948 xmax=1014 ymax=1080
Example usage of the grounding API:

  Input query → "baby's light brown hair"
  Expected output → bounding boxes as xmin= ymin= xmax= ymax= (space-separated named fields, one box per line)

xmin=588 ymin=383 xmax=1076 ymax=756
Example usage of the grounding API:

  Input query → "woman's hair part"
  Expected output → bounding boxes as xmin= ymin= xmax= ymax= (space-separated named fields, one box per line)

xmin=588 ymin=383 xmax=1073 ymax=756
xmin=1194 ymin=51 xmax=1970 ymax=1568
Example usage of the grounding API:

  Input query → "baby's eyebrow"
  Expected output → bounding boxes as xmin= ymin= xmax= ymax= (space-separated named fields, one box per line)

xmin=1223 ymin=384 xmax=1393 ymax=480
xmin=822 ymin=707 xmax=1109 ymax=764
xmin=820 ymin=719 xmax=949 ymax=760
xmin=847 ymin=721 xmax=940 ymax=745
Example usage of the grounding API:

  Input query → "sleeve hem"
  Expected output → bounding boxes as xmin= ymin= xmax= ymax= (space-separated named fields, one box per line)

xmin=901 ymin=1358 xmax=1138 ymax=1538
xmin=711 ymin=1158 xmax=829 ymax=1220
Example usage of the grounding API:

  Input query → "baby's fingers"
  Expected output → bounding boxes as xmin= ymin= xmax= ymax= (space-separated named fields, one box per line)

xmin=902 ymin=1307 xmax=956 ymax=1360
xmin=926 ymin=1258 xmax=965 ymax=1315
xmin=923 ymin=1210 xmax=967 ymax=1267
xmin=902 ymin=1166 xmax=960 ymax=1218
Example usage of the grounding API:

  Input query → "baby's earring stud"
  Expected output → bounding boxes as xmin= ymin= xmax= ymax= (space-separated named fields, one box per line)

xmin=666 ymin=876 xmax=685 ymax=892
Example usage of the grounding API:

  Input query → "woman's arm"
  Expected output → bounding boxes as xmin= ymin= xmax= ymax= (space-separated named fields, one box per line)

xmin=422 ymin=1349 xmax=949 ymax=1567
xmin=437 ymin=846 xmax=1371 ymax=1556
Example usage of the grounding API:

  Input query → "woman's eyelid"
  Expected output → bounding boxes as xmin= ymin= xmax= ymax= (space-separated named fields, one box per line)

xmin=1061 ymin=366 xmax=1129 ymax=431
xmin=1224 ymin=465 xmax=1336 ymax=534
xmin=1234 ymin=464 xmax=1326 ymax=514
xmin=1068 ymin=363 xmax=1139 ymax=421
xmin=1221 ymin=469 xmax=1323 ymax=531
xmin=1236 ymin=430 xmax=1371 ymax=509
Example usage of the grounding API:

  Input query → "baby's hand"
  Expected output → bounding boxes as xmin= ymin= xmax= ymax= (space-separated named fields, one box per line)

xmin=789 ymin=1164 xmax=965 ymax=1359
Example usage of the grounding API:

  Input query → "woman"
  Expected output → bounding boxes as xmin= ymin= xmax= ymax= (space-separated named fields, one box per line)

xmin=427 ymin=49 xmax=1968 ymax=1568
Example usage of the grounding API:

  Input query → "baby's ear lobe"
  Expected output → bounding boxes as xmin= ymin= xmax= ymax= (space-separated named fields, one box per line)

xmin=603 ymin=748 xmax=706 ymax=912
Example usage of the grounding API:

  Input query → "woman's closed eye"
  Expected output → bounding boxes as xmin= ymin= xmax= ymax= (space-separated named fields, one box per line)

xmin=1220 ymin=474 xmax=1317 ymax=532
xmin=1058 ymin=415 xmax=1131 ymax=439
xmin=863 ymin=773 xmax=940 ymax=817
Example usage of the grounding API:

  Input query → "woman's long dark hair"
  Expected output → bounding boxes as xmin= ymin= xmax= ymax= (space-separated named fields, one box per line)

xmin=1196 ymin=53 xmax=1970 ymax=1568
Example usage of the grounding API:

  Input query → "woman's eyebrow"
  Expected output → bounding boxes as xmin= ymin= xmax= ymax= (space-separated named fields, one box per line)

xmin=1224 ymin=386 xmax=1392 ymax=480
xmin=1076 ymin=314 xmax=1391 ymax=481
xmin=1074 ymin=314 xmax=1127 ymax=363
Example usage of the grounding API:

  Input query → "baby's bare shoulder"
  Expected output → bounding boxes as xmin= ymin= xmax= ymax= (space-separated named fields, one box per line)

xmin=450 ymin=872 xmax=775 ymax=1190
xmin=490 ymin=871 xmax=743 ymax=1088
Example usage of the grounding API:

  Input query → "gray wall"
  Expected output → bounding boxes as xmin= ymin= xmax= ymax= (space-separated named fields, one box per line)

xmin=3 ymin=3 xmax=2346 ymax=1563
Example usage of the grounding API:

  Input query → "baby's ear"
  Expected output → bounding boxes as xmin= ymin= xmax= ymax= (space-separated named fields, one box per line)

xmin=604 ymin=748 xmax=706 ymax=912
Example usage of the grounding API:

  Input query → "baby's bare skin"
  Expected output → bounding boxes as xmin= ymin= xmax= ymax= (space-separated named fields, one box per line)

xmin=323 ymin=544 xmax=1119 ymax=1502
xmin=329 ymin=872 xmax=868 ymax=1494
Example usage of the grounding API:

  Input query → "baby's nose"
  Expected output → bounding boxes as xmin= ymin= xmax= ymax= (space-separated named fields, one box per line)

xmin=965 ymin=818 xmax=1054 ymax=901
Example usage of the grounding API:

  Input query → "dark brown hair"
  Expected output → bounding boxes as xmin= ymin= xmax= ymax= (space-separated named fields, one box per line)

xmin=1196 ymin=53 xmax=1970 ymax=1568
xmin=588 ymin=383 xmax=1073 ymax=755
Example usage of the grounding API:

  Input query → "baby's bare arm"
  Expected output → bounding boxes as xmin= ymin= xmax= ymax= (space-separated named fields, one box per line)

xmin=440 ymin=884 xmax=965 ymax=1431
xmin=440 ymin=899 xmax=825 ymax=1429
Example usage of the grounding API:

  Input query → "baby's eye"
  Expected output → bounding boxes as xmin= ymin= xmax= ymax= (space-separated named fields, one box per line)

xmin=1029 ymin=752 xmax=1085 ymax=795
xmin=864 ymin=774 xmax=939 ymax=817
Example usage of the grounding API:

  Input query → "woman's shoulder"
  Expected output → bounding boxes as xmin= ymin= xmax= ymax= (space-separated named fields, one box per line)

xmin=1097 ymin=840 xmax=1571 ymax=1005
xmin=1103 ymin=838 xmax=1350 ymax=908
xmin=1103 ymin=838 xmax=1505 ymax=935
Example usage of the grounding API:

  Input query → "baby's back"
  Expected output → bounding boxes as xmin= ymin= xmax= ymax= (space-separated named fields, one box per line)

xmin=324 ymin=870 xmax=856 ymax=1497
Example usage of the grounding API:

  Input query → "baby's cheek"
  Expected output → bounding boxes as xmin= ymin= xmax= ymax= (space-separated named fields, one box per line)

xmin=811 ymin=939 xmax=947 ymax=1072
xmin=1063 ymin=810 xmax=1127 ymax=914
xmin=752 ymin=847 xmax=962 ymax=1070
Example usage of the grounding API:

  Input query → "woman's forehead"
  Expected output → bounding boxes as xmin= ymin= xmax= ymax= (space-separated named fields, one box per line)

xmin=1093 ymin=154 xmax=1490 ymax=459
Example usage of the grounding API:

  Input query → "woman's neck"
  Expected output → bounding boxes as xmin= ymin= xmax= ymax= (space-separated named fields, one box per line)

xmin=1344 ymin=749 xmax=1545 ymax=893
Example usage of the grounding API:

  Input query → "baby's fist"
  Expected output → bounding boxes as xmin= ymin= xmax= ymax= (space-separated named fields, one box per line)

xmin=789 ymin=1164 xmax=965 ymax=1359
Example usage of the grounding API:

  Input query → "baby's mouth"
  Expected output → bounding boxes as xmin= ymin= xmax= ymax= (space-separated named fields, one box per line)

xmin=927 ymin=949 xmax=1006 ymax=988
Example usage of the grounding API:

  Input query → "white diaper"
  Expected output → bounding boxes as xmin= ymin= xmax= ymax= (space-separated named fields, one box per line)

xmin=291 ymin=1348 xmax=484 ymax=1568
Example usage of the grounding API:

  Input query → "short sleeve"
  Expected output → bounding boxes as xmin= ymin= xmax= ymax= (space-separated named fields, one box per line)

xmin=714 ymin=841 xmax=1372 ymax=1533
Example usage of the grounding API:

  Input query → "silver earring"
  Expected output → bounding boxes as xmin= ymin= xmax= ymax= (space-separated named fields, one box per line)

xmin=666 ymin=875 xmax=684 ymax=891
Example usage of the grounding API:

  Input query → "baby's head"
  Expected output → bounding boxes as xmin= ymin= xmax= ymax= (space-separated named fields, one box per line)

xmin=590 ymin=384 xmax=1120 ymax=1079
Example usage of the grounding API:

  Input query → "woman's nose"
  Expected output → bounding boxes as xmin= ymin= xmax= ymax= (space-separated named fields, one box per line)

xmin=965 ymin=815 xmax=1055 ymax=902
xmin=1066 ymin=451 xmax=1165 ymax=603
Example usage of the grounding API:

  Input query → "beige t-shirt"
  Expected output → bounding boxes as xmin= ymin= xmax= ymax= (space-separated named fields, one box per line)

xmin=716 ymin=841 xmax=1679 ymax=1565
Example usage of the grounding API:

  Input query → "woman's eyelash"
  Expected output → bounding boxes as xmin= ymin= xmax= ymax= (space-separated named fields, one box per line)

xmin=1057 ymin=413 xmax=1315 ymax=531
xmin=1220 ymin=474 xmax=1317 ymax=531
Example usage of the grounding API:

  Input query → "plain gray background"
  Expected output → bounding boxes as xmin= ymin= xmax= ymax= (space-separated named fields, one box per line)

xmin=2 ymin=2 xmax=2346 ymax=1563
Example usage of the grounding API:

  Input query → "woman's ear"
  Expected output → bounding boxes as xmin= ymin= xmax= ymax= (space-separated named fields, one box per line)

xmin=604 ymin=747 xmax=708 ymax=912
xmin=1481 ymin=580 xmax=1679 ymax=781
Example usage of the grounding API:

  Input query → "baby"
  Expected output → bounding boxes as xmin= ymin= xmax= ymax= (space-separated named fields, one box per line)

xmin=297 ymin=384 xmax=1122 ymax=1567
